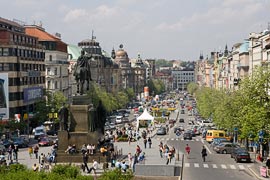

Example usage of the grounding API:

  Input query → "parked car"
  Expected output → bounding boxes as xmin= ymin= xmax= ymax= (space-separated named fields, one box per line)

xmin=183 ymin=131 xmax=192 ymax=140
xmin=231 ymin=147 xmax=251 ymax=162
xmin=38 ymin=137 xmax=53 ymax=146
xmin=174 ymin=127 xmax=182 ymax=133
xmin=12 ymin=137 xmax=28 ymax=148
xmin=47 ymin=129 xmax=58 ymax=136
xmin=233 ymin=148 xmax=251 ymax=163
xmin=2 ymin=139 xmax=13 ymax=148
xmin=156 ymin=127 xmax=167 ymax=135
xmin=214 ymin=142 xmax=240 ymax=154
xmin=211 ymin=138 xmax=230 ymax=149
xmin=179 ymin=118 xmax=185 ymax=123
xmin=181 ymin=110 xmax=185 ymax=114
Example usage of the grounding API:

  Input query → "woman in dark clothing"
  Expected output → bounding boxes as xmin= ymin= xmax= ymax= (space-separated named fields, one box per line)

xmin=201 ymin=146 xmax=207 ymax=162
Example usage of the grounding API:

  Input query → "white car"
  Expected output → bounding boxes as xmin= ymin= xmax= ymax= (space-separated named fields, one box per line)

xmin=116 ymin=116 xmax=123 ymax=123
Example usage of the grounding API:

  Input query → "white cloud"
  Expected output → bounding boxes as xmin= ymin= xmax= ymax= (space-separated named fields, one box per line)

xmin=155 ymin=1 xmax=264 ymax=32
xmin=63 ymin=9 xmax=88 ymax=22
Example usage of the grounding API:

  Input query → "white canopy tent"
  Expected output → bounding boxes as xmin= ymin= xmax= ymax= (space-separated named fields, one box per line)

xmin=136 ymin=109 xmax=154 ymax=129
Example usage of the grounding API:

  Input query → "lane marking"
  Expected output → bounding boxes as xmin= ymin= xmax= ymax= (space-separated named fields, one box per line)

xmin=185 ymin=163 xmax=190 ymax=167
xmin=221 ymin=164 xmax=227 ymax=169
xmin=239 ymin=165 xmax=245 ymax=170
xmin=212 ymin=164 xmax=218 ymax=168
xmin=203 ymin=164 xmax=209 ymax=168
xmin=230 ymin=165 xmax=236 ymax=169
xmin=194 ymin=163 xmax=199 ymax=168
xmin=204 ymin=143 xmax=212 ymax=154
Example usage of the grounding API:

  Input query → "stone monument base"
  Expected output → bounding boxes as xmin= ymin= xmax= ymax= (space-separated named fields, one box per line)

xmin=57 ymin=131 xmax=108 ymax=163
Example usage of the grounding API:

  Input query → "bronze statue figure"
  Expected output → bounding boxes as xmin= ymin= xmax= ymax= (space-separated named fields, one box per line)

xmin=73 ymin=50 xmax=93 ymax=95
xmin=58 ymin=103 xmax=69 ymax=131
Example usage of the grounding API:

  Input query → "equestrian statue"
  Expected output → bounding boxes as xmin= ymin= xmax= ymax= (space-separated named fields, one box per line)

xmin=73 ymin=50 xmax=93 ymax=95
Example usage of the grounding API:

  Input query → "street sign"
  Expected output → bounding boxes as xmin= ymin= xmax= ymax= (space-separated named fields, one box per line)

xmin=234 ymin=127 xmax=238 ymax=131
xmin=176 ymin=131 xmax=180 ymax=136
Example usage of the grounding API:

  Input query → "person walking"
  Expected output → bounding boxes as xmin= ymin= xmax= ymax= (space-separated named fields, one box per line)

xmin=266 ymin=156 xmax=270 ymax=177
xmin=33 ymin=145 xmax=39 ymax=159
xmin=143 ymin=138 xmax=147 ymax=149
xmin=89 ymin=159 xmax=98 ymax=175
xmin=82 ymin=152 xmax=90 ymax=173
xmin=148 ymin=137 xmax=152 ymax=148
xmin=28 ymin=146 xmax=33 ymax=159
xmin=185 ymin=144 xmax=191 ymax=159
xmin=201 ymin=146 xmax=207 ymax=162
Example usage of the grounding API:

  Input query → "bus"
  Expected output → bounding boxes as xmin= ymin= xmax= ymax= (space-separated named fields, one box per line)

xmin=206 ymin=130 xmax=230 ymax=143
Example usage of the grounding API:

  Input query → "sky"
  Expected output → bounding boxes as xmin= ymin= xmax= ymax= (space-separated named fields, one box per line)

xmin=1 ymin=0 xmax=270 ymax=61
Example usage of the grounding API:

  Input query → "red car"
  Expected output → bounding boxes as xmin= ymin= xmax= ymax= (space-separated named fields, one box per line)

xmin=38 ymin=137 xmax=52 ymax=146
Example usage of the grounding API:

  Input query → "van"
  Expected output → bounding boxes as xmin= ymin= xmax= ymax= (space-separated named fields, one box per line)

xmin=206 ymin=130 xmax=230 ymax=143
xmin=34 ymin=126 xmax=47 ymax=139
xmin=116 ymin=116 xmax=123 ymax=124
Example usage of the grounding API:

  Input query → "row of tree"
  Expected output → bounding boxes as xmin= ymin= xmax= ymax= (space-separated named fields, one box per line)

xmin=2 ymin=79 xmax=165 ymax=133
xmin=187 ymin=66 xmax=270 ymax=140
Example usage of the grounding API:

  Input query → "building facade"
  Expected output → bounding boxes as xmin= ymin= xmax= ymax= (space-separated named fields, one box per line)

xmin=0 ymin=17 xmax=45 ymax=119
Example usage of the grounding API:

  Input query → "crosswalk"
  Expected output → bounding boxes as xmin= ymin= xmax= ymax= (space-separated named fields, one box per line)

xmin=183 ymin=163 xmax=251 ymax=170
xmin=156 ymin=137 xmax=201 ymax=141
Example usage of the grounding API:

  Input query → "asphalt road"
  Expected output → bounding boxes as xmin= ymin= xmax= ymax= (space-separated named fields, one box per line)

xmin=155 ymin=99 xmax=257 ymax=180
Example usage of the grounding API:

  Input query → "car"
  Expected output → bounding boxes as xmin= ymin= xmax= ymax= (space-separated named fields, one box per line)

xmin=156 ymin=127 xmax=167 ymax=135
xmin=174 ymin=127 xmax=182 ymax=133
xmin=179 ymin=118 xmax=185 ymax=123
xmin=213 ymin=142 xmax=240 ymax=154
xmin=183 ymin=131 xmax=192 ymax=140
xmin=188 ymin=120 xmax=194 ymax=125
xmin=181 ymin=110 xmax=185 ymax=114
xmin=12 ymin=137 xmax=29 ymax=148
xmin=211 ymin=138 xmax=230 ymax=148
xmin=38 ymin=137 xmax=53 ymax=146
xmin=2 ymin=139 xmax=13 ymax=148
xmin=233 ymin=149 xmax=251 ymax=163
xmin=47 ymin=129 xmax=58 ymax=136
xmin=169 ymin=119 xmax=175 ymax=124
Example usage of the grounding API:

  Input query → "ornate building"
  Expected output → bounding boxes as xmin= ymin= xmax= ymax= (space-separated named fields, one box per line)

xmin=78 ymin=36 xmax=118 ymax=93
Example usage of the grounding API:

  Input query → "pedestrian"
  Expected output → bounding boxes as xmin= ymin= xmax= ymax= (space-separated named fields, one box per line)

xmin=32 ymin=163 xmax=39 ymax=172
xmin=13 ymin=145 xmax=18 ymax=162
xmin=34 ymin=145 xmax=39 ymax=159
xmin=128 ymin=152 xmax=133 ymax=168
xmin=89 ymin=159 xmax=98 ymax=175
xmin=185 ymin=144 xmax=190 ymax=159
xmin=143 ymin=138 xmax=147 ymax=149
xmin=201 ymin=146 xmax=207 ymax=162
xmin=128 ymin=136 xmax=131 ymax=145
xmin=159 ymin=144 xmax=163 ymax=158
xmin=82 ymin=152 xmax=90 ymax=173
xmin=28 ymin=146 xmax=33 ymax=159
xmin=148 ymin=137 xmax=152 ymax=148
xmin=166 ymin=150 xmax=172 ymax=165
xmin=7 ymin=145 xmax=12 ymax=160
xmin=266 ymin=156 xmax=270 ymax=177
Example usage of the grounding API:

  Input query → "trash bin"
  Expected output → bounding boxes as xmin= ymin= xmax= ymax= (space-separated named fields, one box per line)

xmin=260 ymin=166 xmax=267 ymax=177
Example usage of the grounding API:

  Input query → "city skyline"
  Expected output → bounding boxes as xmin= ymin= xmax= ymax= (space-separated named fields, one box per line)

xmin=1 ymin=0 xmax=270 ymax=61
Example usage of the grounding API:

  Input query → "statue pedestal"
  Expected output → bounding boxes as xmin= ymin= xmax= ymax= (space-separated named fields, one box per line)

xmin=57 ymin=95 xmax=106 ymax=163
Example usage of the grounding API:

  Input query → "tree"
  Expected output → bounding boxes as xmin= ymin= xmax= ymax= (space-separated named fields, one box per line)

xmin=187 ymin=82 xmax=198 ymax=95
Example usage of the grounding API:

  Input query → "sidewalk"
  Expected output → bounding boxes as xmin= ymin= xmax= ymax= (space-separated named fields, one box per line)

xmin=248 ymin=152 xmax=270 ymax=179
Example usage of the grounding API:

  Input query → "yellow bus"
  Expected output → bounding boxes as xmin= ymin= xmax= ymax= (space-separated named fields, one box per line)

xmin=206 ymin=130 xmax=230 ymax=143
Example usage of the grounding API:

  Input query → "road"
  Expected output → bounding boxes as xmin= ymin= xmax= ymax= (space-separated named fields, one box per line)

xmin=155 ymin=98 xmax=256 ymax=180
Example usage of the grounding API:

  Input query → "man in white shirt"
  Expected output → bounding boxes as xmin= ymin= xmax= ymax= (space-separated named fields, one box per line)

xmin=88 ymin=159 xmax=98 ymax=174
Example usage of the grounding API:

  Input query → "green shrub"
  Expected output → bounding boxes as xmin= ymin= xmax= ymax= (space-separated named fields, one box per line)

xmin=99 ymin=168 xmax=134 ymax=180
xmin=9 ymin=164 xmax=28 ymax=173
xmin=117 ymin=137 xmax=128 ymax=142
xmin=51 ymin=164 xmax=80 ymax=178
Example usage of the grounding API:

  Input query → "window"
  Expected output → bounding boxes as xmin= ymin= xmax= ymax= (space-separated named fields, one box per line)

xmin=55 ymin=81 xmax=58 ymax=89
xmin=49 ymin=55 xmax=52 ymax=61
xmin=47 ymin=67 xmax=51 ymax=75
xmin=3 ymin=48 xmax=9 ymax=56
xmin=54 ymin=68 xmax=57 ymax=75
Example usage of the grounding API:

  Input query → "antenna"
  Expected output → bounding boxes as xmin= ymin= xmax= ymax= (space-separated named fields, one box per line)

xmin=91 ymin=30 xmax=96 ymax=40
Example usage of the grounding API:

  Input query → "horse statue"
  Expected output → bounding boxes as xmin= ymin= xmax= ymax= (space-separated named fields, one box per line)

xmin=73 ymin=50 xmax=93 ymax=95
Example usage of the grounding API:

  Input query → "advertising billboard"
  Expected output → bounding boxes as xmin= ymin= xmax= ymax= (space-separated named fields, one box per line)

xmin=23 ymin=86 xmax=43 ymax=103
xmin=0 ymin=73 xmax=9 ymax=120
